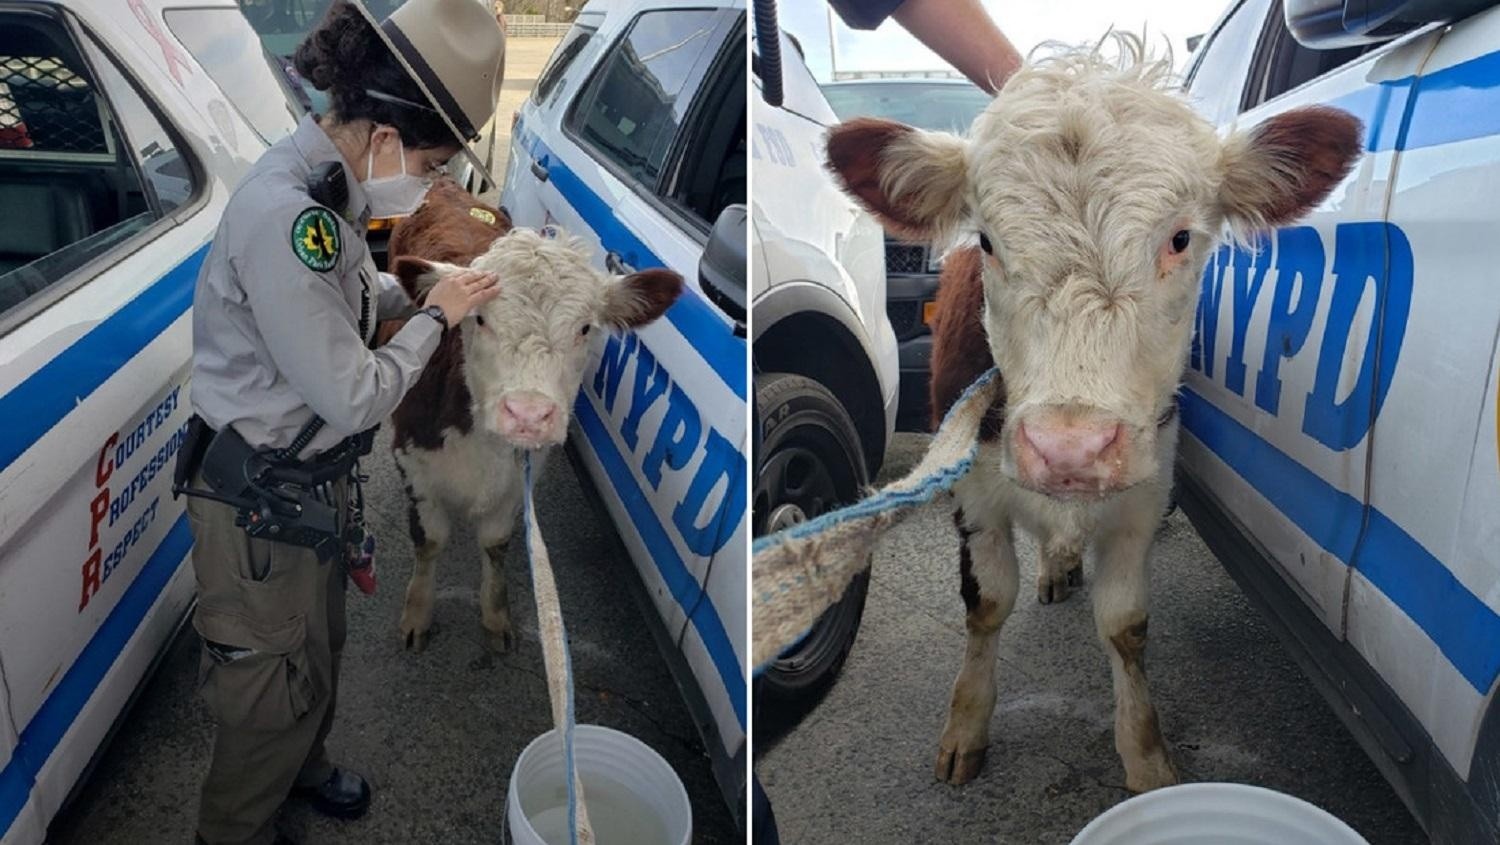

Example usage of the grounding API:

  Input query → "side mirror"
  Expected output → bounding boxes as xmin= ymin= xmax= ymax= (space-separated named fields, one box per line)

xmin=1286 ymin=0 xmax=1498 ymax=47
xmin=699 ymin=204 xmax=747 ymax=331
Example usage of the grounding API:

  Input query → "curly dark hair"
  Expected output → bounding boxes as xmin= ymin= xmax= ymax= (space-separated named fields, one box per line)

xmin=292 ymin=0 xmax=457 ymax=149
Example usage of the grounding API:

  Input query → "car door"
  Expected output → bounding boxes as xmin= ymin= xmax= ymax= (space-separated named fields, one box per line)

xmin=1349 ymin=3 xmax=1500 ymax=781
xmin=502 ymin=13 xmax=603 ymax=227
xmin=513 ymin=2 xmax=749 ymax=757
xmin=0 ymin=4 xmax=237 ymax=838
xmin=1182 ymin=1 xmax=1437 ymax=633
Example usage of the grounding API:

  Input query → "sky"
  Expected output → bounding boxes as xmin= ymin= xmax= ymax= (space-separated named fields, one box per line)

xmin=781 ymin=1 xmax=1228 ymax=82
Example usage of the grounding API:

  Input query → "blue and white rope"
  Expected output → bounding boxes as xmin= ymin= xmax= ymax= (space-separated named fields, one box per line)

xmin=521 ymin=452 xmax=592 ymax=845
xmin=751 ymin=368 xmax=1003 ymax=672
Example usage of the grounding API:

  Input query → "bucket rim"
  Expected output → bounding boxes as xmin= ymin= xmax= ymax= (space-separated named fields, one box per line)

xmin=1070 ymin=782 xmax=1369 ymax=845
xmin=506 ymin=724 xmax=693 ymax=845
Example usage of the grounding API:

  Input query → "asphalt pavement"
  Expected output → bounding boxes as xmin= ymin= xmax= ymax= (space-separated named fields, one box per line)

xmin=755 ymin=433 xmax=1426 ymax=845
xmin=49 ymin=425 xmax=737 ymax=844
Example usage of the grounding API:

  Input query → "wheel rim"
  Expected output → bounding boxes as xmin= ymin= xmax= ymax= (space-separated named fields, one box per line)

xmin=755 ymin=438 xmax=854 ymax=674
xmin=754 ymin=445 xmax=840 ymax=536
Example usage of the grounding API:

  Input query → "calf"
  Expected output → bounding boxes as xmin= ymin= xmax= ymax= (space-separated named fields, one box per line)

xmin=386 ymin=184 xmax=682 ymax=653
xmin=824 ymin=36 xmax=1361 ymax=792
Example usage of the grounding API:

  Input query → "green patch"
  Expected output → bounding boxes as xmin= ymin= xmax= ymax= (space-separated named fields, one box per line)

xmin=291 ymin=207 xmax=340 ymax=272
xmin=469 ymin=207 xmax=498 ymax=226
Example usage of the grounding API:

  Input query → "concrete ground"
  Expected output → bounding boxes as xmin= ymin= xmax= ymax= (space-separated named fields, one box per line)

xmin=755 ymin=433 xmax=1426 ymax=845
xmin=49 ymin=427 xmax=737 ymax=844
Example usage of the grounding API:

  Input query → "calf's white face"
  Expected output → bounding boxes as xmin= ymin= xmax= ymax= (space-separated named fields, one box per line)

xmin=398 ymin=228 xmax=682 ymax=449
xmin=826 ymin=38 xmax=1361 ymax=498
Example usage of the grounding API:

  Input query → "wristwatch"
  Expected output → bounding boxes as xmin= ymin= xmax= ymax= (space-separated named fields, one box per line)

xmin=418 ymin=304 xmax=448 ymax=333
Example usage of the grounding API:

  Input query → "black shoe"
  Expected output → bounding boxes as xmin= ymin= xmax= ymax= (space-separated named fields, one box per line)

xmin=290 ymin=767 xmax=371 ymax=820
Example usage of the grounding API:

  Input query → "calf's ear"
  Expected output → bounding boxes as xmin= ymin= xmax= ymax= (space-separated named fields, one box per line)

xmin=390 ymin=256 xmax=462 ymax=301
xmin=824 ymin=117 xmax=970 ymax=242
xmin=1218 ymin=106 xmax=1363 ymax=232
xmin=601 ymin=268 xmax=683 ymax=330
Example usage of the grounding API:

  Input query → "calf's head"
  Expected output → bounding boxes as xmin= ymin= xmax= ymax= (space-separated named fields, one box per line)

xmin=394 ymin=228 xmax=682 ymax=449
xmin=825 ymin=37 xmax=1362 ymax=498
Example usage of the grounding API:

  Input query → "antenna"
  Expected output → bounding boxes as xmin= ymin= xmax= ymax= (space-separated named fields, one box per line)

xmin=827 ymin=7 xmax=840 ymax=79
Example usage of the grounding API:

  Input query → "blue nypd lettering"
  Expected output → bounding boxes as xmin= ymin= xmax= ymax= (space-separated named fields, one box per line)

xmin=590 ymin=333 xmax=746 ymax=555
xmin=1190 ymin=221 xmax=1413 ymax=450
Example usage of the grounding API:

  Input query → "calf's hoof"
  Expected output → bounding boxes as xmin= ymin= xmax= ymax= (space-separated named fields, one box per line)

xmin=934 ymin=740 xmax=988 ymax=785
xmin=1037 ymin=565 xmax=1083 ymax=604
xmin=1123 ymin=753 xmax=1179 ymax=794
xmin=484 ymin=625 xmax=515 ymax=654
xmin=400 ymin=618 xmax=438 ymax=653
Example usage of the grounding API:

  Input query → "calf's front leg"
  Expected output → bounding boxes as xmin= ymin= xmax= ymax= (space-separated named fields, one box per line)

xmin=935 ymin=510 xmax=1019 ymax=785
xmin=1092 ymin=520 xmax=1178 ymax=792
xmin=476 ymin=494 xmax=522 ymax=654
xmin=400 ymin=489 xmax=450 ymax=652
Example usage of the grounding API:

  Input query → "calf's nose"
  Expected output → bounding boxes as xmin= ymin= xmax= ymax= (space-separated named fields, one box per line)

xmin=498 ymin=393 xmax=559 ymax=441
xmin=1015 ymin=413 xmax=1125 ymax=494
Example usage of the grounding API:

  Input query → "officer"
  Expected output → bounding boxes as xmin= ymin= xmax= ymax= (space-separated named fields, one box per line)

xmin=182 ymin=2 xmax=504 ymax=843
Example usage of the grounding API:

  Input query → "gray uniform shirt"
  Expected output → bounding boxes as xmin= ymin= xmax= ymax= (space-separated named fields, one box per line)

xmin=192 ymin=115 xmax=441 ymax=457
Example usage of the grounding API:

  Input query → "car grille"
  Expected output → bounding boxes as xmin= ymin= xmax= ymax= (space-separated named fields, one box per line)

xmin=886 ymin=241 xmax=929 ymax=275
xmin=887 ymin=300 xmax=924 ymax=341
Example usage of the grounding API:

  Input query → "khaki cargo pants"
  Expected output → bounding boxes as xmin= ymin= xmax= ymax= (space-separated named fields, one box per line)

xmin=185 ymin=475 xmax=347 ymax=845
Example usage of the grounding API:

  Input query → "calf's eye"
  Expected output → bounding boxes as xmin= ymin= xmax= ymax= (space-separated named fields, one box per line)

xmin=1169 ymin=230 xmax=1191 ymax=254
xmin=978 ymin=232 xmax=994 ymax=255
xmin=579 ymin=325 xmax=591 ymax=337
xmin=474 ymin=314 xmax=486 ymax=327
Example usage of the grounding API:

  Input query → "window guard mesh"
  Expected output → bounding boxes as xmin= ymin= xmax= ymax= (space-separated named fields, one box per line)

xmin=0 ymin=55 xmax=106 ymax=153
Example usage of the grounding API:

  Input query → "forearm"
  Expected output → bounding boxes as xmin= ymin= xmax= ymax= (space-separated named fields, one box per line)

xmin=892 ymin=0 xmax=1022 ymax=94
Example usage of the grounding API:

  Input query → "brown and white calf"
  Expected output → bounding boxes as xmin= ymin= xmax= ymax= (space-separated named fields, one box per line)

xmin=385 ymin=183 xmax=682 ymax=653
xmin=824 ymin=39 xmax=1361 ymax=792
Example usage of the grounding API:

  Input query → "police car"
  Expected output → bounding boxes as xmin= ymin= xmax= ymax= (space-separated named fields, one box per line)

xmin=819 ymin=76 xmax=991 ymax=433
xmin=0 ymin=2 xmax=300 ymax=841
xmin=498 ymin=0 xmax=749 ymax=819
xmin=1181 ymin=0 xmax=1500 ymax=839
xmin=750 ymin=19 xmax=899 ymax=708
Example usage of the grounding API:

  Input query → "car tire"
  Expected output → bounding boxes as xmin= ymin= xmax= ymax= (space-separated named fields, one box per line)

xmin=753 ymin=372 xmax=871 ymax=706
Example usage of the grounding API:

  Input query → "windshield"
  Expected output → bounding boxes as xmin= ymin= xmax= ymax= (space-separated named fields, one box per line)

xmin=236 ymin=0 xmax=411 ymax=113
xmin=821 ymin=82 xmax=992 ymax=133
xmin=238 ymin=0 xmax=408 ymax=56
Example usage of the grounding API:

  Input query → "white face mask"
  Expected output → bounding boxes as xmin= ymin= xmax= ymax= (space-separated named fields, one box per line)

xmin=364 ymin=129 xmax=432 ymax=217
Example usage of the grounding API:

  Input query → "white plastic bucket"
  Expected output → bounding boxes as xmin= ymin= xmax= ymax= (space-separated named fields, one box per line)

xmin=1070 ymin=782 xmax=1370 ymax=845
xmin=506 ymin=724 xmax=692 ymax=845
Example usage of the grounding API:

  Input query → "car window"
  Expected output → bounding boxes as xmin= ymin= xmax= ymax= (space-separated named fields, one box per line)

xmin=236 ymin=0 xmax=411 ymax=114
xmin=165 ymin=8 xmax=301 ymax=144
xmin=666 ymin=21 xmax=745 ymax=226
xmin=821 ymin=82 xmax=991 ymax=132
xmin=565 ymin=9 xmax=721 ymax=189
xmin=1242 ymin=0 xmax=1379 ymax=110
xmin=0 ymin=11 xmax=198 ymax=322
xmin=534 ymin=22 xmax=596 ymax=106
xmin=1185 ymin=0 xmax=1269 ymax=124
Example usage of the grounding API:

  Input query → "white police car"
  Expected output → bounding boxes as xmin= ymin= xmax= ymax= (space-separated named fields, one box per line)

xmin=498 ymin=0 xmax=749 ymax=819
xmin=0 ymin=2 xmax=300 ymax=842
xmin=1182 ymin=1 xmax=1500 ymax=839
xmin=749 ymin=17 xmax=899 ymax=707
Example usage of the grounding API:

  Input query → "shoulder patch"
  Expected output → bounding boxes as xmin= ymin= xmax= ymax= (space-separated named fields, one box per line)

xmin=468 ymin=206 xmax=498 ymax=226
xmin=291 ymin=207 xmax=341 ymax=272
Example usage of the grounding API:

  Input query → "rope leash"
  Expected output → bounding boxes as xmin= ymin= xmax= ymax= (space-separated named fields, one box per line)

xmin=751 ymin=368 xmax=1002 ymax=671
xmin=521 ymin=453 xmax=594 ymax=845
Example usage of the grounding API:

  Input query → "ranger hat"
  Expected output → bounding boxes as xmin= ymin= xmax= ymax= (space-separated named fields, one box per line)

xmin=349 ymin=0 xmax=506 ymax=177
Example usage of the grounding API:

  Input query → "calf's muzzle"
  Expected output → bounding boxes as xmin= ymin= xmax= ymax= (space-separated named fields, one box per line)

xmin=497 ymin=391 xmax=562 ymax=446
xmin=1014 ymin=405 xmax=1129 ymax=496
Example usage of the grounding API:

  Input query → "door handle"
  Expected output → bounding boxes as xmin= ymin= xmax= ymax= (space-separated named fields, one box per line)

xmin=529 ymin=158 xmax=549 ymax=182
xmin=605 ymin=250 xmax=634 ymax=274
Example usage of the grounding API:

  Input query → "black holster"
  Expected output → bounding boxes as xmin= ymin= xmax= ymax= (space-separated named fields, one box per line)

xmin=174 ymin=416 xmax=374 ymax=562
